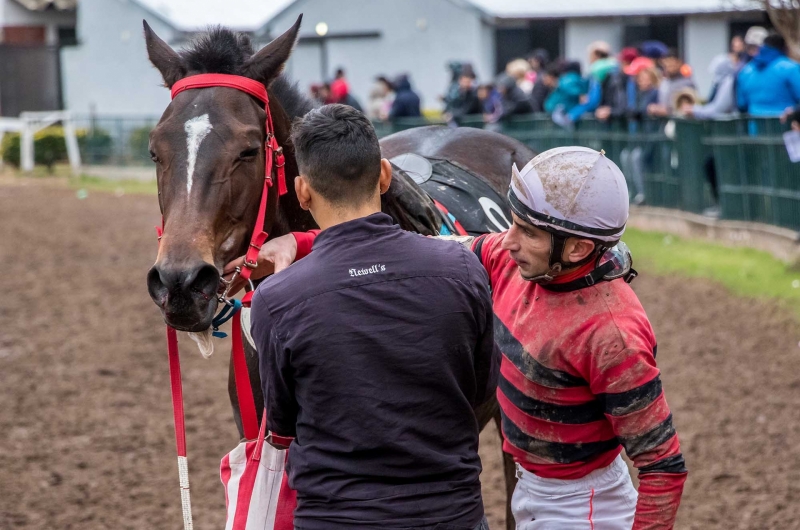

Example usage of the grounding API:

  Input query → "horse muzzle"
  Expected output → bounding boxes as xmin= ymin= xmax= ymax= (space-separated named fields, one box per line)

xmin=147 ymin=260 xmax=220 ymax=332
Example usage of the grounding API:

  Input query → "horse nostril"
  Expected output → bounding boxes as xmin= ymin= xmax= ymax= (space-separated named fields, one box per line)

xmin=147 ymin=266 xmax=169 ymax=305
xmin=188 ymin=264 xmax=220 ymax=300
xmin=147 ymin=262 xmax=218 ymax=305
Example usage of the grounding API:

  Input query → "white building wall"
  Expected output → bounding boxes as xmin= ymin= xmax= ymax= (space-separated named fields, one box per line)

xmin=684 ymin=14 xmax=729 ymax=98
xmin=267 ymin=0 xmax=491 ymax=111
xmin=478 ymin=19 xmax=495 ymax=82
xmin=60 ymin=0 xmax=177 ymax=116
xmin=565 ymin=18 xmax=623 ymax=73
xmin=0 ymin=0 xmax=75 ymax=45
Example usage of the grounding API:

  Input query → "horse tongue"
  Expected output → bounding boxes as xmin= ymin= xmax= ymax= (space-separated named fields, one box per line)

xmin=187 ymin=329 xmax=215 ymax=358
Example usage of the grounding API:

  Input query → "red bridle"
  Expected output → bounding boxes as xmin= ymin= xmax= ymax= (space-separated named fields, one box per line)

xmin=171 ymin=73 xmax=288 ymax=280
xmin=159 ymin=73 xmax=293 ymax=529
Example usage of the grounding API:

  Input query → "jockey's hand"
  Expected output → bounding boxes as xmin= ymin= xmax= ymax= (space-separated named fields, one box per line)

xmin=222 ymin=233 xmax=298 ymax=295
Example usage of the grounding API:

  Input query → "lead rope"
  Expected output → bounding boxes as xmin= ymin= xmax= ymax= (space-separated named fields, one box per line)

xmin=167 ymin=326 xmax=194 ymax=530
xmin=158 ymin=228 xmax=194 ymax=530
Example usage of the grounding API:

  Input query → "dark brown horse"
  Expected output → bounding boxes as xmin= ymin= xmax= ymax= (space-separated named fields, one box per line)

xmin=144 ymin=16 xmax=533 ymax=529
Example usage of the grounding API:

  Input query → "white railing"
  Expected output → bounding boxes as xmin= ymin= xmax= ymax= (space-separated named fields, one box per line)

xmin=0 ymin=111 xmax=81 ymax=172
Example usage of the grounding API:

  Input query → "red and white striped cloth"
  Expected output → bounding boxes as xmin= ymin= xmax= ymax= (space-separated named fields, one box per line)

xmin=218 ymin=305 xmax=297 ymax=530
xmin=220 ymin=409 xmax=296 ymax=530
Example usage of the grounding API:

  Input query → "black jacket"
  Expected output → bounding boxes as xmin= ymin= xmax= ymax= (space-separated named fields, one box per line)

xmin=447 ymin=87 xmax=482 ymax=123
xmin=251 ymin=213 xmax=499 ymax=530
xmin=389 ymin=77 xmax=422 ymax=119
xmin=530 ymin=80 xmax=552 ymax=113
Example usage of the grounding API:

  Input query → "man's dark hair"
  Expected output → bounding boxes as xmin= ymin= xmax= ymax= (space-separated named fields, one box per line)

xmin=527 ymin=48 xmax=550 ymax=66
xmin=764 ymin=33 xmax=787 ymax=54
xmin=376 ymin=75 xmax=393 ymax=89
xmin=545 ymin=62 xmax=563 ymax=78
xmin=664 ymin=48 xmax=681 ymax=60
xmin=562 ymin=60 xmax=582 ymax=76
xmin=291 ymin=104 xmax=382 ymax=206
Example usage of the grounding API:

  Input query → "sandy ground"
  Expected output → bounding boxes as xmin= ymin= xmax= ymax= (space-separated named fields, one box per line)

xmin=1 ymin=181 xmax=799 ymax=529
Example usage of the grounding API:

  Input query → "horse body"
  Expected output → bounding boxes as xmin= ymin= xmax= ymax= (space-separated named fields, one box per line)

xmin=381 ymin=126 xmax=534 ymax=195
xmin=144 ymin=17 xmax=522 ymax=529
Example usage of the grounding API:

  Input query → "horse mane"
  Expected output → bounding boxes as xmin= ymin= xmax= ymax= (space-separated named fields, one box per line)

xmin=180 ymin=26 xmax=316 ymax=120
xmin=269 ymin=76 xmax=317 ymax=120
xmin=180 ymin=26 xmax=254 ymax=75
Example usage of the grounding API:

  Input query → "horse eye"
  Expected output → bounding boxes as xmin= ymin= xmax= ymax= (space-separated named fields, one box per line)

xmin=239 ymin=147 xmax=259 ymax=160
xmin=149 ymin=150 xmax=160 ymax=163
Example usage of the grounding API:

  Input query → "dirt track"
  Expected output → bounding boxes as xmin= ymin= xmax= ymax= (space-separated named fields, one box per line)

xmin=1 ymin=180 xmax=799 ymax=529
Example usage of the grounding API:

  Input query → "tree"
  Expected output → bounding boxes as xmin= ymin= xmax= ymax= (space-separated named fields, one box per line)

xmin=755 ymin=0 xmax=800 ymax=59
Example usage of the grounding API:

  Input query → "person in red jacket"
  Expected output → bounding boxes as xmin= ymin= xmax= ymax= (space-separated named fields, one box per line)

xmin=224 ymin=146 xmax=687 ymax=529
xmin=330 ymin=68 xmax=349 ymax=103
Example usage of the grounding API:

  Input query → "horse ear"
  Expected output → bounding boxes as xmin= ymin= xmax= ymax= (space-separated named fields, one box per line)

xmin=143 ymin=20 xmax=186 ymax=88
xmin=244 ymin=14 xmax=302 ymax=85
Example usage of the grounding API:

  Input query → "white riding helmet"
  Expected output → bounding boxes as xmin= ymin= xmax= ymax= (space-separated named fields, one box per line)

xmin=509 ymin=146 xmax=629 ymax=243
xmin=508 ymin=146 xmax=630 ymax=283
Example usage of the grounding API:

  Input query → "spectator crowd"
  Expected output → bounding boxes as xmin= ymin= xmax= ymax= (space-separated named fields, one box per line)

xmin=309 ymin=27 xmax=800 ymax=209
xmin=309 ymin=28 xmax=800 ymax=128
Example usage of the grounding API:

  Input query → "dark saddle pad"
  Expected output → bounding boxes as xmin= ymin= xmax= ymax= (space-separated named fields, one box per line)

xmin=390 ymin=153 xmax=512 ymax=236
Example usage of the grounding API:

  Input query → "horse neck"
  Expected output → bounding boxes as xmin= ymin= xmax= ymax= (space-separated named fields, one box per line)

xmin=266 ymin=97 xmax=317 ymax=237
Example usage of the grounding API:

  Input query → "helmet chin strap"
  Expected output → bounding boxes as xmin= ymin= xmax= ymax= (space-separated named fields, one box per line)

xmin=521 ymin=233 xmax=599 ymax=284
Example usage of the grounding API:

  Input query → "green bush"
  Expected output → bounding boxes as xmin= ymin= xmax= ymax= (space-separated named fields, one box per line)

xmin=36 ymin=130 xmax=68 ymax=169
xmin=78 ymin=128 xmax=113 ymax=164
xmin=1 ymin=133 xmax=20 ymax=166
xmin=128 ymin=125 xmax=154 ymax=164
xmin=2 ymin=127 xmax=69 ymax=170
xmin=1 ymin=126 xmax=114 ymax=169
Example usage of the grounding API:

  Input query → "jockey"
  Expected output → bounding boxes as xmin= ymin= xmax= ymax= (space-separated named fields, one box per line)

xmin=226 ymin=146 xmax=687 ymax=529
xmin=465 ymin=146 xmax=687 ymax=529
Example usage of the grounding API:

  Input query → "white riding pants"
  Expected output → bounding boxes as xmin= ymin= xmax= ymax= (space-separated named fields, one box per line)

xmin=511 ymin=455 xmax=637 ymax=530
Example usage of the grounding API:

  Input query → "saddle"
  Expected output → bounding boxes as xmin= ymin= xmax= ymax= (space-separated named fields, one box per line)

xmin=389 ymin=153 xmax=512 ymax=236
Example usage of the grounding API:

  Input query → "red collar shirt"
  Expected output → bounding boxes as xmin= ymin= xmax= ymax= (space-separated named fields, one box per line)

xmin=473 ymin=233 xmax=687 ymax=530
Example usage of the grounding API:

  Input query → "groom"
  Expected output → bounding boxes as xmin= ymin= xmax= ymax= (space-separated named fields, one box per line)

xmin=247 ymin=104 xmax=498 ymax=530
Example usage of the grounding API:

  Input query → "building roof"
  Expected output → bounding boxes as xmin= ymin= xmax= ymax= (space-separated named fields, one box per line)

xmin=465 ymin=0 xmax=758 ymax=18
xmin=133 ymin=0 xmax=295 ymax=31
xmin=13 ymin=0 xmax=76 ymax=9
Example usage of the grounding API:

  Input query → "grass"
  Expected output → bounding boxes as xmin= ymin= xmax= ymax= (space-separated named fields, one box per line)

xmin=68 ymin=174 xmax=158 ymax=195
xmin=624 ymin=227 xmax=800 ymax=314
xmin=0 ymin=165 xmax=158 ymax=195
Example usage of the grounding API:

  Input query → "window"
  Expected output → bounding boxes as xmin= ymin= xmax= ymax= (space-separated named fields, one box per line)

xmin=495 ymin=19 xmax=564 ymax=74
xmin=58 ymin=26 xmax=78 ymax=46
xmin=623 ymin=16 xmax=684 ymax=55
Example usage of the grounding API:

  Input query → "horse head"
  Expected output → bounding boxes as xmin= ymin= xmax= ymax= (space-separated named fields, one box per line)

xmin=144 ymin=16 xmax=304 ymax=332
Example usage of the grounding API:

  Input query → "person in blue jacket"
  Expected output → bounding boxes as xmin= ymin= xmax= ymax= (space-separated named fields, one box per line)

xmin=544 ymin=61 xmax=586 ymax=115
xmin=389 ymin=74 xmax=422 ymax=119
xmin=737 ymin=33 xmax=800 ymax=117
xmin=561 ymin=41 xmax=619 ymax=125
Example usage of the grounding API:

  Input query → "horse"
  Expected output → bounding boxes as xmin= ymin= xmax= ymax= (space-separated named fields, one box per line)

xmin=143 ymin=16 xmax=533 ymax=529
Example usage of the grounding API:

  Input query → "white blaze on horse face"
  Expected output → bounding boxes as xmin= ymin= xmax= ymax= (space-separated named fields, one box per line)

xmin=184 ymin=114 xmax=213 ymax=195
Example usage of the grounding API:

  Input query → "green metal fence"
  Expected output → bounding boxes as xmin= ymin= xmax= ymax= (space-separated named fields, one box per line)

xmin=704 ymin=118 xmax=800 ymax=230
xmin=374 ymin=116 xmax=798 ymax=232
xmin=72 ymin=116 xmax=159 ymax=166
xmin=19 ymin=114 xmax=796 ymax=232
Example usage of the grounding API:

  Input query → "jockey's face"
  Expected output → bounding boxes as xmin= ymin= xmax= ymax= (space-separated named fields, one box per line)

xmin=501 ymin=213 xmax=554 ymax=280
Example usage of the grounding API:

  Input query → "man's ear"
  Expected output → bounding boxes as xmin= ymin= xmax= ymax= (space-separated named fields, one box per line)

xmin=564 ymin=238 xmax=596 ymax=264
xmin=295 ymin=175 xmax=312 ymax=211
xmin=378 ymin=158 xmax=393 ymax=195
xmin=143 ymin=20 xmax=185 ymax=87
xmin=243 ymin=15 xmax=302 ymax=86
